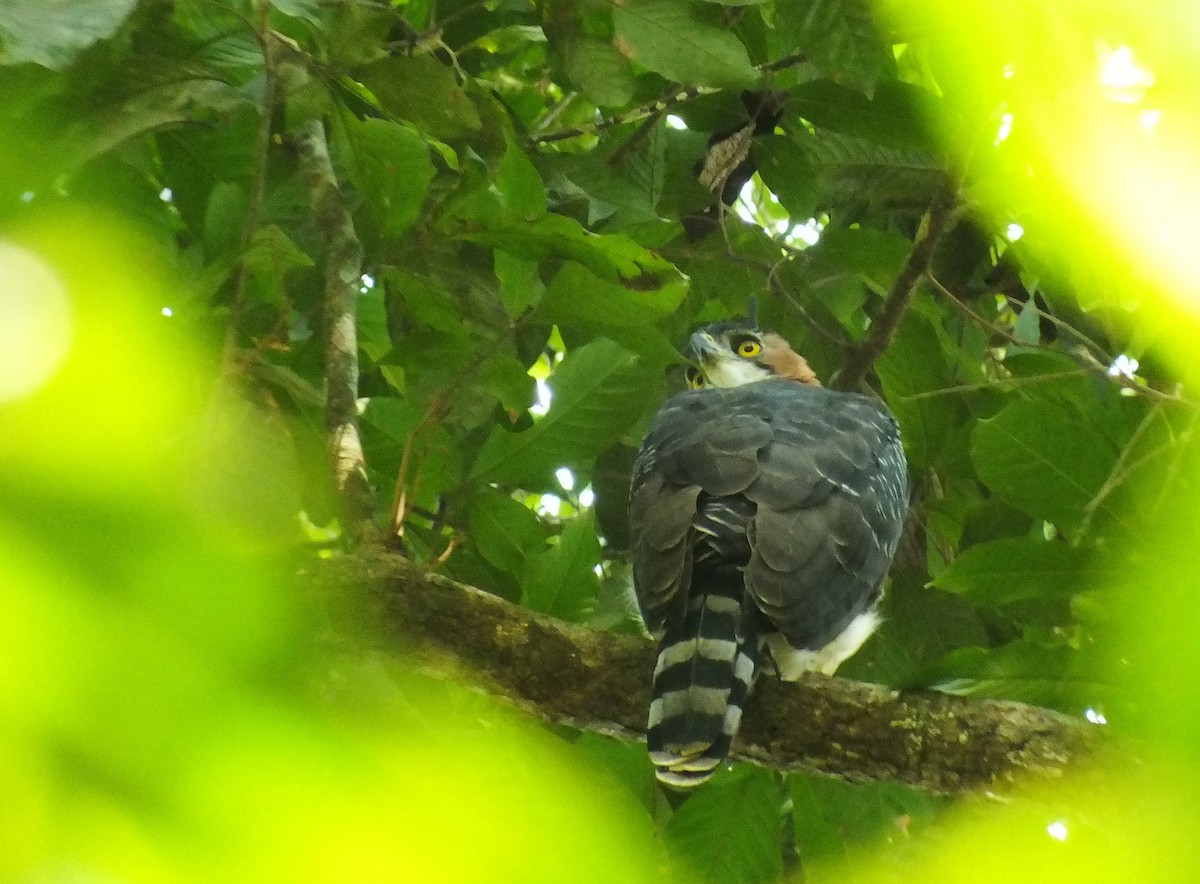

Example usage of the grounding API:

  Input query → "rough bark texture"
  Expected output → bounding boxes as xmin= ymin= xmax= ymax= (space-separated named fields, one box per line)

xmin=293 ymin=116 xmax=374 ymax=539
xmin=311 ymin=546 xmax=1099 ymax=796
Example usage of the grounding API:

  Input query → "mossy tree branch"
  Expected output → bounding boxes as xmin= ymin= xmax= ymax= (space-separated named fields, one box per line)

xmin=313 ymin=547 xmax=1100 ymax=797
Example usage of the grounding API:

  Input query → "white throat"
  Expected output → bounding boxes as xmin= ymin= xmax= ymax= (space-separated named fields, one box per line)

xmin=702 ymin=359 xmax=773 ymax=388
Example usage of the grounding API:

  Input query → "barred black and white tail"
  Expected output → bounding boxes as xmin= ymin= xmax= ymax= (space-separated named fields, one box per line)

xmin=646 ymin=497 xmax=759 ymax=788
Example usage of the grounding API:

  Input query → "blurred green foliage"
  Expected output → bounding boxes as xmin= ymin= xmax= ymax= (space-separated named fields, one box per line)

xmin=2 ymin=0 xmax=1200 ymax=881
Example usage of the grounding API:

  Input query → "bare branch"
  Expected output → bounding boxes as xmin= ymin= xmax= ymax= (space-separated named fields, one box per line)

xmin=293 ymin=117 xmax=374 ymax=540
xmin=832 ymin=179 xmax=958 ymax=391
xmin=314 ymin=547 xmax=1100 ymax=796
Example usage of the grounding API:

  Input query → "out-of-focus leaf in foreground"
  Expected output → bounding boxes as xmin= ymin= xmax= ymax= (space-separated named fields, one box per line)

xmin=0 ymin=210 xmax=664 ymax=882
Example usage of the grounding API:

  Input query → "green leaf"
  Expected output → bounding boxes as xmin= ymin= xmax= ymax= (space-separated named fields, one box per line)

xmin=810 ymin=226 xmax=912 ymax=294
xmin=522 ymin=514 xmax=601 ymax=621
xmin=538 ymin=261 xmax=686 ymax=362
xmin=754 ymin=135 xmax=818 ymax=221
xmin=469 ymin=338 xmax=656 ymax=488
xmin=354 ymin=55 xmax=482 ymax=140
xmin=925 ymin=632 xmax=1109 ymax=711
xmin=776 ymin=0 xmax=893 ymax=96
xmin=789 ymin=772 xmax=945 ymax=867
xmin=876 ymin=311 xmax=961 ymax=470
xmin=932 ymin=537 xmax=1101 ymax=609
xmin=467 ymin=489 xmax=547 ymax=576
xmin=560 ymin=33 xmax=635 ymax=107
xmin=496 ymin=140 xmax=547 ymax=221
xmin=801 ymin=129 xmax=944 ymax=215
xmin=971 ymin=399 xmax=1121 ymax=536
xmin=839 ymin=580 xmax=987 ymax=688
xmin=589 ymin=563 xmax=645 ymax=634
xmin=481 ymin=351 xmax=536 ymax=413
xmin=463 ymin=213 xmax=679 ymax=284
xmin=242 ymin=224 xmax=314 ymax=278
xmin=357 ymin=285 xmax=391 ymax=362
xmin=269 ymin=0 xmax=322 ymax=24
xmin=612 ymin=0 xmax=757 ymax=89
xmin=787 ymin=80 xmax=939 ymax=150
xmin=345 ymin=117 xmax=435 ymax=239
xmin=359 ymin=397 xmax=464 ymax=508
xmin=494 ymin=250 xmax=543 ymax=320
xmin=203 ymin=182 xmax=248 ymax=260
xmin=0 ymin=0 xmax=137 ymax=69
xmin=665 ymin=765 xmax=782 ymax=884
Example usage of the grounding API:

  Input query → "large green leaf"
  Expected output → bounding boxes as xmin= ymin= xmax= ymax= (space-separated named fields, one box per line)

xmin=876 ymin=311 xmax=961 ymax=470
xmin=463 ymin=213 xmax=681 ymax=285
xmin=790 ymin=772 xmax=945 ymax=868
xmin=664 ymin=765 xmax=782 ymax=884
xmin=354 ymin=55 xmax=482 ymax=140
xmin=0 ymin=0 xmax=137 ymax=69
xmin=932 ymin=537 xmax=1103 ymax=609
xmin=469 ymin=338 xmax=656 ymax=488
xmin=538 ymin=261 xmax=685 ymax=362
xmin=344 ymin=117 xmax=435 ymax=239
xmin=612 ymin=0 xmax=757 ymax=89
xmin=801 ymin=129 xmax=944 ymax=217
xmin=971 ymin=399 xmax=1121 ymax=537
xmin=754 ymin=134 xmax=819 ymax=222
xmin=776 ymin=0 xmax=893 ymax=96
xmin=494 ymin=250 xmax=543 ymax=320
xmin=467 ymin=488 xmax=547 ymax=576
xmin=521 ymin=514 xmax=602 ymax=622
xmin=357 ymin=285 xmax=391 ymax=362
xmin=787 ymin=80 xmax=939 ymax=150
xmin=925 ymin=631 xmax=1109 ymax=711
xmin=559 ymin=33 xmax=635 ymax=107
xmin=804 ymin=225 xmax=913 ymax=319
xmin=496 ymin=139 xmax=547 ymax=222
xmin=839 ymin=580 xmax=987 ymax=689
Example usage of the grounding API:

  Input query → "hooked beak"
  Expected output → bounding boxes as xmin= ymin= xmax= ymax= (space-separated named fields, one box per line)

xmin=688 ymin=331 xmax=724 ymax=365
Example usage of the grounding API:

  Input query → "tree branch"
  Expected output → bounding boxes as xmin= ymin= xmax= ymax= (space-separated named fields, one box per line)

xmin=293 ymin=117 xmax=374 ymax=539
xmin=832 ymin=179 xmax=958 ymax=391
xmin=313 ymin=547 xmax=1100 ymax=796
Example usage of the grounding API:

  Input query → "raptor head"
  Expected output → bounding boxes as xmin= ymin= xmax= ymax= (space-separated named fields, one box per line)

xmin=686 ymin=321 xmax=821 ymax=389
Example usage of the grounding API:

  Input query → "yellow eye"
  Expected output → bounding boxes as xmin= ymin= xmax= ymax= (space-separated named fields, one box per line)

xmin=685 ymin=367 xmax=706 ymax=389
xmin=737 ymin=340 xmax=762 ymax=358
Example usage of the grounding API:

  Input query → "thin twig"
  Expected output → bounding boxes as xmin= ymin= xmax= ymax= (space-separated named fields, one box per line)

xmin=1078 ymin=402 xmax=1165 ymax=538
xmin=219 ymin=2 xmax=279 ymax=381
xmin=389 ymin=391 xmax=449 ymax=539
xmin=766 ymin=254 xmax=851 ymax=350
xmin=530 ymin=55 xmax=807 ymax=145
xmin=927 ymin=272 xmax=1191 ymax=406
xmin=832 ymin=178 xmax=958 ymax=391
xmin=896 ymin=369 xmax=1093 ymax=401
